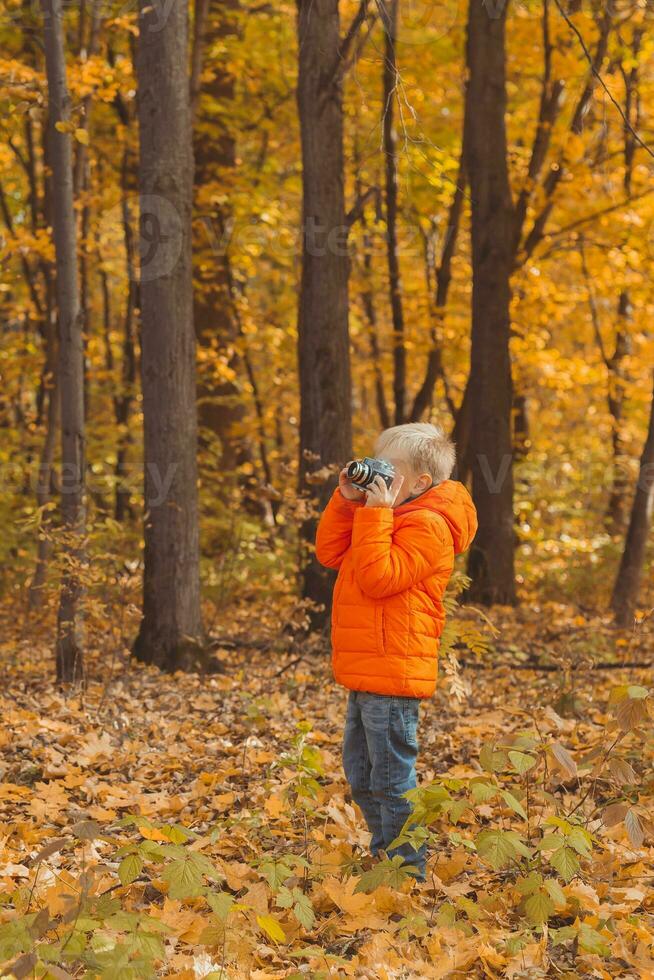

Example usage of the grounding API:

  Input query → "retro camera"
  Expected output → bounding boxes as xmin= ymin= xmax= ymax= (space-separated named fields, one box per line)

xmin=346 ymin=457 xmax=395 ymax=491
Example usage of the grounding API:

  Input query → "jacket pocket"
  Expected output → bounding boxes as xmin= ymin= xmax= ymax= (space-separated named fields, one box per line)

xmin=374 ymin=604 xmax=387 ymax=656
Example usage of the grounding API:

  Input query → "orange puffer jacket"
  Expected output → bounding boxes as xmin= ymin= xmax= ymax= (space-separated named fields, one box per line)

xmin=315 ymin=480 xmax=477 ymax=698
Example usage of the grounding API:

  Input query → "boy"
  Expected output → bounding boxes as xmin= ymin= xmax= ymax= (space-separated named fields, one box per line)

xmin=315 ymin=423 xmax=477 ymax=881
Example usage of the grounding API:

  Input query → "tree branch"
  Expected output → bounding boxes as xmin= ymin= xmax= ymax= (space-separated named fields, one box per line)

xmin=345 ymin=185 xmax=379 ymax=230
xmin=520 ymin=10 xmax=614 ymax=263
xmin=512 ymin=0 xmax=565 ymax=252
xmin=333 ymin=0 xmax=372 ymax=80
xmin=578 ymin=235 xmax=609 ymax=368
xmin=552 ymin=0 xmax=654 ymax=160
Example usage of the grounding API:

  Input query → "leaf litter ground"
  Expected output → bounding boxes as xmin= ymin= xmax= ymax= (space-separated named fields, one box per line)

xmin=1 ymin=598 xmax=653 ymax=978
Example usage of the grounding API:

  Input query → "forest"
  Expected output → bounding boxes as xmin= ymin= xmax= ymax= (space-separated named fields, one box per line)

xmin=0 ymin=0 xmax=653 ymax=976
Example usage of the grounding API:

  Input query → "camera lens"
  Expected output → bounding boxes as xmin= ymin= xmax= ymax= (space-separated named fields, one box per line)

xmin=347 ymin=461 xmax=369 ymax=485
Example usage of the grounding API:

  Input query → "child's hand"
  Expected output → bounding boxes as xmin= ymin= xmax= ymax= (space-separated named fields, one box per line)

xmin=339 ymin=467 xmax=364 ymax=501
xmin=364 ymin=473 xmax=405 ymax=508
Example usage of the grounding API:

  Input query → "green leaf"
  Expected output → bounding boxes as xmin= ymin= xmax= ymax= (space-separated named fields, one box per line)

xmin=505 ymin=934 xmax=529 ymax=955
xmin=35 ymin=943 xmax=65 ymax=966
xmin=507 ymin=831 xmax=531 ymax=859
xmin=626 ymin=684 xmax=648 ymax=699
xmin=475 ymin=830 xmax=520 ymax=870
xmin=566 ymin=826 xmax=592 ymax=856
xmin=118 ymin=853 xmax=143 ymax=886
xmin=549 ymin=846 xmax=580 ymax=882
xmin=275 ymin=886 xmax=293 ymax=909
xmin=256 ymin=914 xmax=286 ymax=943
xmin=106 ymin=911 xmax=141 ymax=931
xmin=500 ymin=789 xmax=528 ymax=821
xmin=545 ymin=816 xmax=573 ymax=832
xmin=436 ymin=902 xmax=457 ymax=927
xmin=293 ymin=893 xmax=315 ymax=930
xmin=59 ymin=928 xmax=87 ymax=958
xmin=159 ymin=823 xmax=194 ymax=844
xmin=511 ymin=734 xmax=538 ymax=752
xmin=455 ymin=895 xmax=482 ymax=921
xmin=577 ymin=922 xmax=611 ymax=956
xmin=448 ymin=831 xmax=477 ymax=850
xmin=0 ymin=920 xmax=32 ymax=961
xmin=260 ymin=858 xmax=293 ymax=890
xmin=544 ymin=877 xmax=567 ymax=908
xmin=206 ymin=892 xmax=234 ymax=922
xmin=162 ymin=857 xmax=204 ymax=899
xmin=508 ymin=750 xmax=537 ymax=774
xmin=515 ymin=871 xmax=542 ymax=896
xmin=137 ymin=840 xmax=168 ymax=861
xmin=354 ymin=855 xmax=414 ymax=893
xmin=94 ymin=895 xmax=121 ymax=919
xmin=470 ymin=780 xmax=497 ymax=804
xmin=128 ymin=931 xmax=165 ymax=960
xmin=190 ymin=851 xmax=221 ymax=880
xmin=524 ymin=889 xmax=555 ymax=926
xmin=538 ymin=832 xmax=565 ymax=852
xmin=448 ymin=799 xmax=471 ymax=824
xmin=479 ymin=743 xmax=507 ymax=773
xmin=550 ymin=925 xmax=577 ymax=946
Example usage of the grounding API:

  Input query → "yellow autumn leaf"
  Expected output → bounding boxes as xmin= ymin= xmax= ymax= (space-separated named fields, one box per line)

xmin=256 ymin=914 xmax=285 ymax=943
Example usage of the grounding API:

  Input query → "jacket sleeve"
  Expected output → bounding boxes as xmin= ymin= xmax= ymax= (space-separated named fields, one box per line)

xmin=350 ymin=507 xmax=452 ymax=598
xmin=315 ymin=486 xmax=366 ymax=570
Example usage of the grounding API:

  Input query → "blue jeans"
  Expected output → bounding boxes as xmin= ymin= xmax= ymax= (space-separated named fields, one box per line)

xmin=342 ymin=691 xmax=426 ymax=879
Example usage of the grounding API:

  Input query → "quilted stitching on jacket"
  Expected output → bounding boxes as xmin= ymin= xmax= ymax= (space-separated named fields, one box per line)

xmin=315 ymin=480 xmax=478 ymax=698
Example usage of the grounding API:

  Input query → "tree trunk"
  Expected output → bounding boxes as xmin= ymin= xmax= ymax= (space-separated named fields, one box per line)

xmin=114 ymin=149 xmax=138 ymax=522
xmin=73 ymin=1 xmax=101 ymax=431
xmin=452 ymin=376 xmax=473 ymax=485
xmin=133 ymin=0 xmax=204 ymax=670
xmin=23 ymin=121 xmax=58 ymax=610
xmin=463 ymin=0 xmax=516 ymax=605
xmin=41 ymin=0 xmax=86 ymax=682
xmin=28 ymin=325 xmax=59 ymax=610
xmin=360 ymin=225 xmax=391 ymax=431
xmin=606 ymin=299 xmax=631 ymax=531
xmin=409 ymin=147 xmax=465 ymax=424
xmin=192 ymin=4 xmax=255 ymax=484
xmin=381 ymin=0 xmax=406 ymax=425
xmin=512 ymin=391 xmax=530 ymax=461
xmin=297 ymin=0 xmax=353 ymax=627
xmin=606 ymin=35 xmax=640 ymax=532
xmin=354 ymin=167 xmax=390 ymax=431
xmin=611 ymin=373 xmax=654 ymax=627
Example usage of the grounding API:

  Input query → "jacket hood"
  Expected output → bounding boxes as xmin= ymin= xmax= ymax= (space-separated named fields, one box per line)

xmin=397 ymin=479 xmax=478 ymax=555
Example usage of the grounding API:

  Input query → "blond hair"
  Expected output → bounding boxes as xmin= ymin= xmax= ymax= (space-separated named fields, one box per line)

xmin=374 ymin=422 xmax=456 ymax=485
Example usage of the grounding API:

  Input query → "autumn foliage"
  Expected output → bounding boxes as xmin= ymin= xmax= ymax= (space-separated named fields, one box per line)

xmin=1 ymin=0 xmax=654 ymax=976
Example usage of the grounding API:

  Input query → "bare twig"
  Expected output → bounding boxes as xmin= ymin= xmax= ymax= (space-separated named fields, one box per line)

xmin=552 ymin=0 xmax=654 ymax=160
